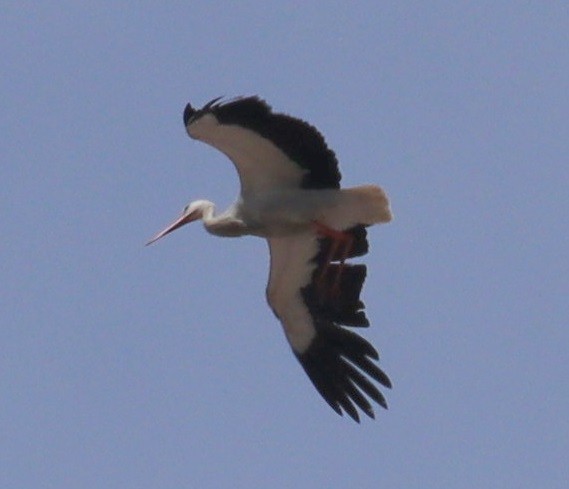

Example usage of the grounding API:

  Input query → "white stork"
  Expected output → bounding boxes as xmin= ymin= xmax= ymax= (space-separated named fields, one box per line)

xmin=148 ymin=96 xmax=393 ymax=422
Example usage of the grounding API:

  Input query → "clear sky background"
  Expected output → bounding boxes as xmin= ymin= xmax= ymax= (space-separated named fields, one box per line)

xmin=1 ymin=2 xmax=568 ymax=488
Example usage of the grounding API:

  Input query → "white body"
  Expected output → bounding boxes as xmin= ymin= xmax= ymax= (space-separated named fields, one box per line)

xmin=203 ymin=185 xmax=391 ymax=238
xmin=150 ymin=97 xmax=393 ymax=421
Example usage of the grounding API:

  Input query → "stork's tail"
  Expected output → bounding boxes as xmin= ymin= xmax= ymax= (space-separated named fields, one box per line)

xmin=345 ymin=184 xmax=392 ymax=225
xmin=323 ymin=184 xmax=392 ymax=232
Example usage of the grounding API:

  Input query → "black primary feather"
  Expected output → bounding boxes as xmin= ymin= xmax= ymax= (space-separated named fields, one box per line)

xmin=183 ymin=96 xmax=391 ymax=421
xmin=187 ymin=96 xmax=342 ymax=190
xmin=297 ymin=227 xmax=391 ymax=422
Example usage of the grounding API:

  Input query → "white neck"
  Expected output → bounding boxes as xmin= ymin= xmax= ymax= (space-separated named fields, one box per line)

xmin=202 ymin=203 xmax=247 ymax=237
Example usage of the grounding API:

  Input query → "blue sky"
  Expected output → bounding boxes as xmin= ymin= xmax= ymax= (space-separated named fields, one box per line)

xmin=1 ymin=2 xmax=568 ymax=488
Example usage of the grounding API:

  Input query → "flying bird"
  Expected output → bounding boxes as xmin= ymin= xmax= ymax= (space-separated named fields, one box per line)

xmin=148 ymin=96 xmax=393 ymax=422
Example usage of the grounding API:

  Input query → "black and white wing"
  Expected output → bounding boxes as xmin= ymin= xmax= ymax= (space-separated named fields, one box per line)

xmin=266 ymin=227 xmax=391 ymax=422
xmin=183 ymin=96 xmax=341 ymax=194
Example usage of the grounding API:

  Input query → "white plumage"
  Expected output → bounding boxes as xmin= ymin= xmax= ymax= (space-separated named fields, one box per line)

xmin=148 ymin=96 xmax=392 ymax=422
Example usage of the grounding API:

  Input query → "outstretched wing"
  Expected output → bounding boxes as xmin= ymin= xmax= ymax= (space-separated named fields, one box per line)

xmin=266 ymin=228 xmax=391 ymax=422
xmin=183 ymin=96 xmax=342 ymax=194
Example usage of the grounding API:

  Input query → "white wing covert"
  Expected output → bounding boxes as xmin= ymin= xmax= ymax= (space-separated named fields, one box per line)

xmin=183 ymin=97 xmax=342 ymax=195
xmin=266 ymin=226 xmax=391 ymax=422
xmin=174 ymin=96 xmax=392 ymax=422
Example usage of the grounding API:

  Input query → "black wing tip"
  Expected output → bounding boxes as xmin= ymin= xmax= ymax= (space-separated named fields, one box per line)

xmin=295 ymin=324 xmax=391 ymax=422
xmin=204 ymin=95 xmax=270 ymax=116
xmin=382 ymin=373 xmax=393 ymax=390
xmin=184 ymin=94 xmax=342 ymax=189
xmin=183 ymin=103 xmax=195 ymax=126
xmin=297 ymin=222 xmax=390 ymax=421
xmin=183 ymin=96 xmax=227 ymax=126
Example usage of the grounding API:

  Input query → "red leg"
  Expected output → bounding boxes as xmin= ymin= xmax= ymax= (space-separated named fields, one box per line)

xmin=311 ymin=221 xmax=354 ymax=297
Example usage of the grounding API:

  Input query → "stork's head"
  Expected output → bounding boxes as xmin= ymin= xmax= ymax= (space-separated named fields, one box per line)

xmin=146 ymin=200 xmax=214 ymax=246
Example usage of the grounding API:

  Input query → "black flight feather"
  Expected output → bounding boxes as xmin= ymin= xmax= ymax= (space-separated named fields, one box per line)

xmin=185 ymin=96 xmax=342 ymax=190
xmin=297 ymin=227 xmax=391 ymax=422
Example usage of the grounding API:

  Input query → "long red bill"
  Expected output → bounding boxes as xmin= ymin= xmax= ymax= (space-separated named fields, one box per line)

xmin=145 ymin=212 xmax=196 ymax=246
